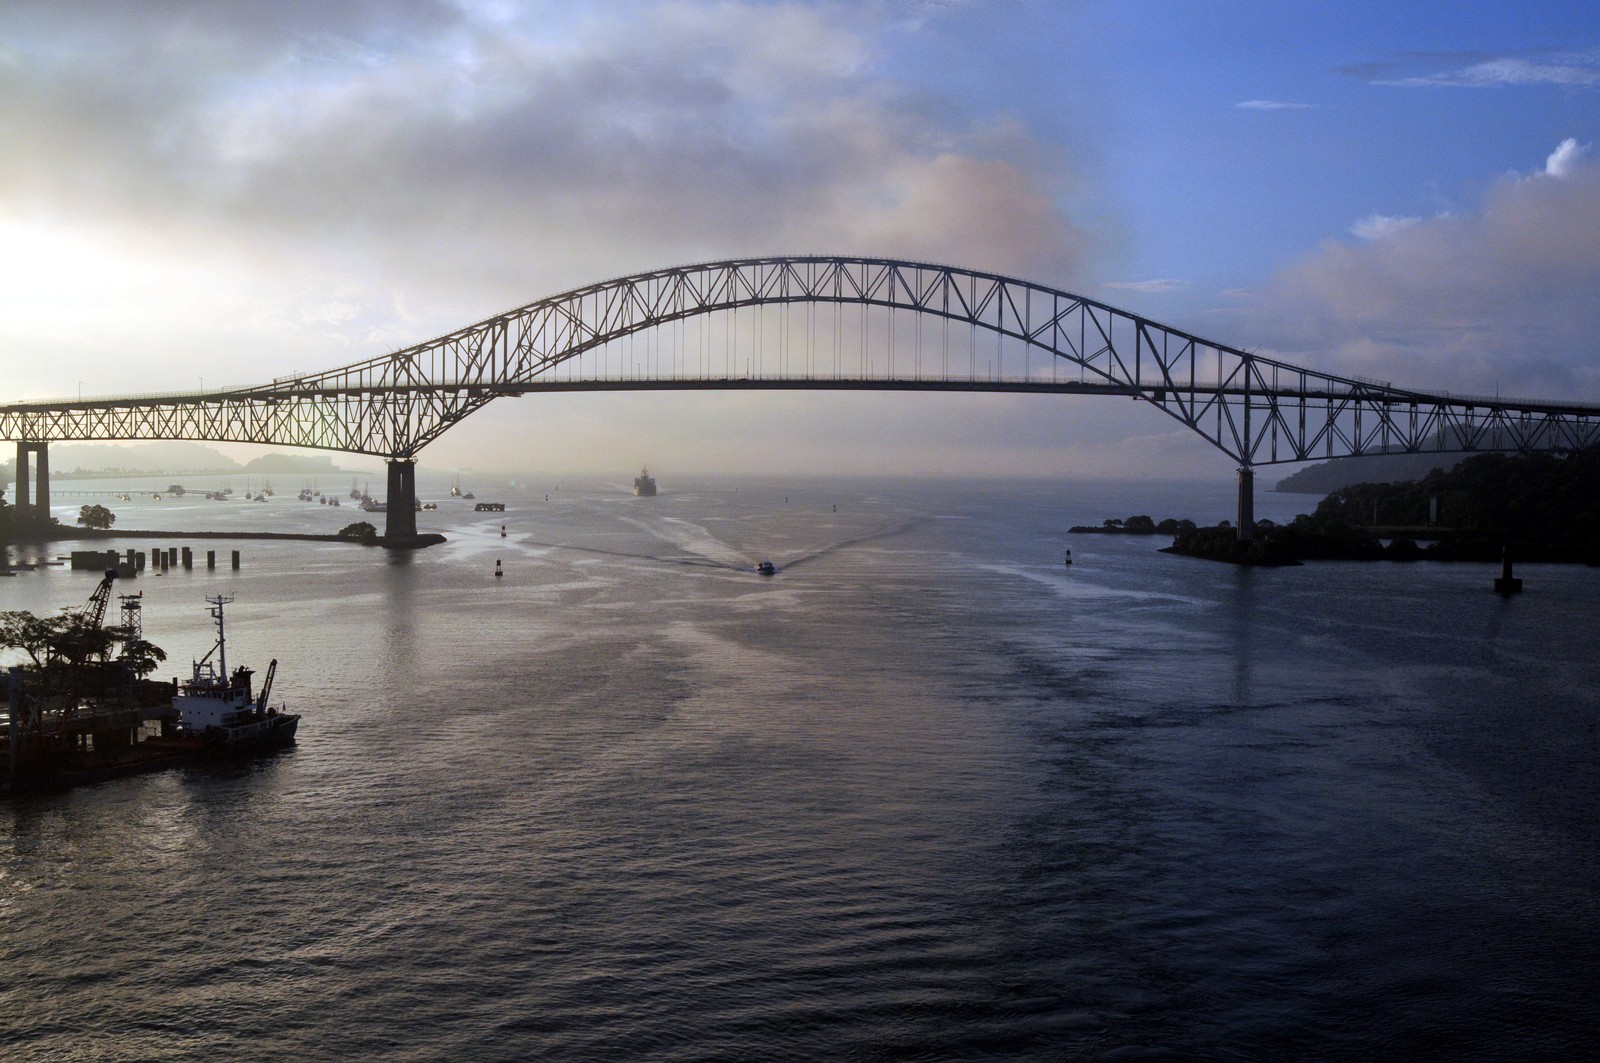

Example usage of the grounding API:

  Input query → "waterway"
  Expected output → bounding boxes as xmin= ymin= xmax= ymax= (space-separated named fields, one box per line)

xmin=3 ymin=475 xmax=1597 ymax=1060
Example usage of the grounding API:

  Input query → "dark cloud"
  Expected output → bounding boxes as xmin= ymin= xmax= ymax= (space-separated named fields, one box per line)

xmin=0 ymin=0 xmax=1088 ymax=298
xmin=0 ymin=1 xmax=1101 ymax=477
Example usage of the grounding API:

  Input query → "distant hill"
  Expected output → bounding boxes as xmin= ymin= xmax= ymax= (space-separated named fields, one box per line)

xmin=242 ymin=453 xmax=343 ymax=473
xmin=1311 ymin=448 xmax=1600 ymax=553
xmin=1 ymin=442 xmax=347 ymax=482
xmin=3 ymin=441 xmax=240 ymax=475
xmin=1275 ymin=452 xmax=1463 ymax=494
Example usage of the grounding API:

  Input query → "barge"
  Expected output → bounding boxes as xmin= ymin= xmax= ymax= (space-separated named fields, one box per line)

xmin=4 ymin=577 xmax=299 ymax=795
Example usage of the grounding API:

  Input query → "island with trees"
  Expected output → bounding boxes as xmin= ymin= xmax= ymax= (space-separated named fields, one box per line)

xmin=1074 ymin=448 xmax=1600 ymax=567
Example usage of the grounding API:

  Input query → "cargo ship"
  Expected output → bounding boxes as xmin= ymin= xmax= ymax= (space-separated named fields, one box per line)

xmin=3 ymin=575 xmax=299 ymax=795
xmin=634 ymin=466 xmax=657 ymax=496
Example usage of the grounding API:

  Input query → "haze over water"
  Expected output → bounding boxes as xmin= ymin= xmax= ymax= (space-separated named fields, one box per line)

xmin=3 ymin=475 xmax=1598 ymax=1060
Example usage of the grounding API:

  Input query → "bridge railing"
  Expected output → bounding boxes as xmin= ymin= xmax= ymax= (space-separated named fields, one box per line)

xmin=6 ymin=385 xmax=259 ymax=408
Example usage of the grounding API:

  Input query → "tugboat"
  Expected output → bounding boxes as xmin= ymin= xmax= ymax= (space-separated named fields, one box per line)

xmin=2 ymin=580 xmax=299 ymax=794
xmin=634 ymin=466 xmax=657 ymax=497
xmin=171 ymin=595 xmax=299 ymax=750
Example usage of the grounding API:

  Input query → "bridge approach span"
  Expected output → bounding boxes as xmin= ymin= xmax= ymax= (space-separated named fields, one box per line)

xmin=6 ymin=256 xmax=1600 ymax=540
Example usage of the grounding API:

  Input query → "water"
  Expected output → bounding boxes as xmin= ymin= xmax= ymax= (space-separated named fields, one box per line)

xmin=4 ymin=476 xmax=1598 ymax=1060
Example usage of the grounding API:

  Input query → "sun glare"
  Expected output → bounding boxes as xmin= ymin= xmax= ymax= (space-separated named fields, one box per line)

xmin=0 ymin=219 xmax=155 ymax=320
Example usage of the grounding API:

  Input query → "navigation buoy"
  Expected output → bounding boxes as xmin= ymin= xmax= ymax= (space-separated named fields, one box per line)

xmin=494 ymin=559 xmax=503 ymax=579
xmin=1493 ymin=546 xmax=1522 ymax=595
xmin=1064 ymin=549 xmax=1073 ymax=565
xmin=501 ymin=524 xmax=507 ymax=538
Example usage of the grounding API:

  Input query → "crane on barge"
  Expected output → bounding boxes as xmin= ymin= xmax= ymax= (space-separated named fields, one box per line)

xmin=60 ymin=569 xmax=121 ymax=713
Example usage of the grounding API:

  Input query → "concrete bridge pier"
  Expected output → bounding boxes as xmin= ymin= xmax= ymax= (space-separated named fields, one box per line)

xmin=384 ymin=458 xmax=418 ymax=542
xmin=13 ymin=441 xmax=50 ymax=526
xmin=1236 ymin=465 xmax=1255 ymax=542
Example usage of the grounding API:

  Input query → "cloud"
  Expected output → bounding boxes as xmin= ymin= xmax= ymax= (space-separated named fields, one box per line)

xmin=1349 ymin=214 xmax=1421 ymax=241
xmin=1372 ymin=50 xmax=1600 ymax=89
xmin=1102 ymin=278 xmax=1191 ymax=293
xmin=0 ymin=2 xmax=1091 ymax=351
xmin=0 ymin=1 xmax=1105 ymax=478
xmin=1546 ymin=137 xmax=1591 ymax=177
xmin=1235 ymin=141 xmax=1600 ymax=399
xmin=1235 ymin=100 xmax=1312 ymax=110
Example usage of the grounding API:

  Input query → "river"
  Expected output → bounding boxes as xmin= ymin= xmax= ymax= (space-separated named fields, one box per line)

xmin=3 ymin=474 xmax=1597 ymax=1060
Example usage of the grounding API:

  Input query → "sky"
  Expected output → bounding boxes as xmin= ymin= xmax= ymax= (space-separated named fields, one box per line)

xmin=2 ymin=0 xmax=1597 ymax=481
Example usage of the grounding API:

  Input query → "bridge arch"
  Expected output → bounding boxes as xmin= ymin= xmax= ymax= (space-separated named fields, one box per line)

xmin=6 ymin=255 xmax=1600 ymax=540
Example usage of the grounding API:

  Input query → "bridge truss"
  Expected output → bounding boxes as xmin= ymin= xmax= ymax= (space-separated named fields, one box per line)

xmin=6 ymin=255 xmax=1600 ymax=538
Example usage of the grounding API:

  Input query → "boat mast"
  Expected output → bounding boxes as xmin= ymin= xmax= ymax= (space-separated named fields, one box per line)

xmin=207 ymin=594 xmax=234 ymax=680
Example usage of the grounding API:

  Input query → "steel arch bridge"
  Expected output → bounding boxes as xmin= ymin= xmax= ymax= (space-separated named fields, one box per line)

xmin=6 ymin=255 xmax=1600 ymax=541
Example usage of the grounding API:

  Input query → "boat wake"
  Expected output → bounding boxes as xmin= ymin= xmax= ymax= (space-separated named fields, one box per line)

xmin=512 ymin=517 xmax=928 ymax=575
xmin=616 ymin=514 xmax=749 ymax=567
xmin=772 ymin=518 xmax=928 ymax=571
xmin=509 ymin=537 xmax=747 ymax=571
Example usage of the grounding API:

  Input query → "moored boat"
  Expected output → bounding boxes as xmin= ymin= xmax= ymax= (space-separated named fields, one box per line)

xmin=3 ymin=580 xmax=300 ymax=794
xmin=167 ymin=595 xmax=298 ymax=751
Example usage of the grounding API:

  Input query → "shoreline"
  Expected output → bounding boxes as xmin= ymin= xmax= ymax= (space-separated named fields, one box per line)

xmin=1071 ymin=522 xmax=1596 ymax=567
xmin=7 ymin=528 xmax=447 ymax=549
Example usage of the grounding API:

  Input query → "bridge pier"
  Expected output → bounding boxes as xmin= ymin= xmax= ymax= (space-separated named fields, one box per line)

xmin=1236 ymin=466 xmax=1255 ymax=542
xmin=13 ymin=443 xmax=27 ymax=514
xmin=383 ymin=458 xmax=418 ymax=543
xmin=13 ymin=442 xmax=50 ymax=527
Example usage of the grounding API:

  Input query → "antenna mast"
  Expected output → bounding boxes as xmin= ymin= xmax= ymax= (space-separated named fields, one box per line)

xmin=206 ymin=594 xmax=234 ymax=680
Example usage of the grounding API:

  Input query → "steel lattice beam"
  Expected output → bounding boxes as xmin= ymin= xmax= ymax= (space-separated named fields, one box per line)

xmin=4 ymin=255 xmax=1599 ymax=465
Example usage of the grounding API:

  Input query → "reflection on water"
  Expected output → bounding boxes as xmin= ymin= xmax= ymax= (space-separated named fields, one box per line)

xmin=2 ymin=476 xmax=1598 ymax=1060
xmin=1225 ymin=565 xmax=1257 ymax=706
